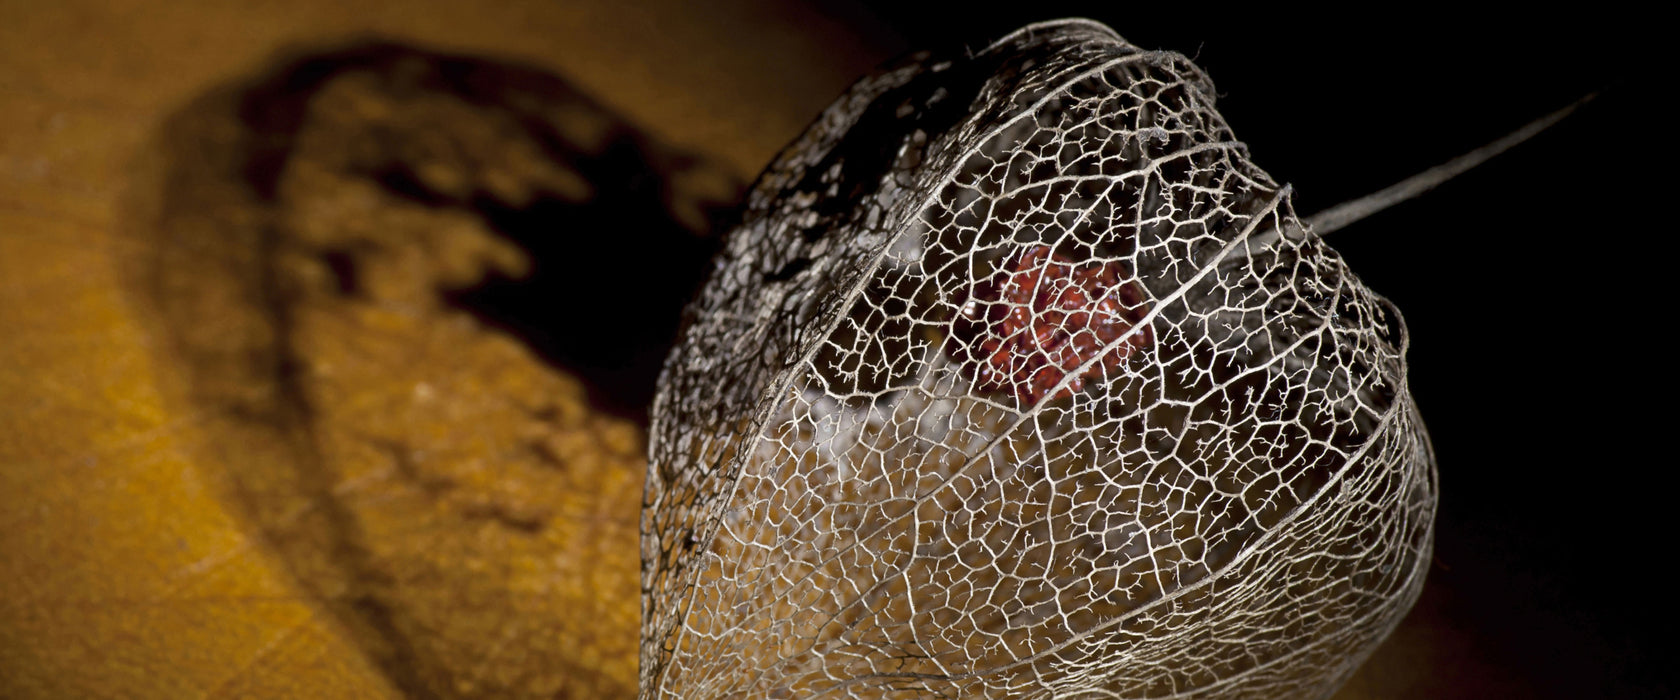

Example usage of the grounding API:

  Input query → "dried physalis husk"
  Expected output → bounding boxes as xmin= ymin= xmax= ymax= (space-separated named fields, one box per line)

xmin=642 ymin=18 xmax=1436 ymax=700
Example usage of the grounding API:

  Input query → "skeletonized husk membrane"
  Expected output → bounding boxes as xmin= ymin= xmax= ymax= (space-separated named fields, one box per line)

xmin=642 ymin=19 xmax=1436 ymax=700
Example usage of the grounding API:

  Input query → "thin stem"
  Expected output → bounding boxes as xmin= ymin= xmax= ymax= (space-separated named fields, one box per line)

xmin=1306 ymin=93 xmax=1597 ymax=236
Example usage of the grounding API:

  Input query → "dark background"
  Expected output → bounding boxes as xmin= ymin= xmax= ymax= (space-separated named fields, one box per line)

xmin=803 ymin=5 xmax=1664 ymax=697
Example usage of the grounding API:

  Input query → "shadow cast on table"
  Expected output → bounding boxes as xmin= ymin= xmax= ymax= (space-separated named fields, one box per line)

xmin=231 ymin=42 xmax=736 ymax=423
xmin=119 ymin=41 xmax=739 ymax=698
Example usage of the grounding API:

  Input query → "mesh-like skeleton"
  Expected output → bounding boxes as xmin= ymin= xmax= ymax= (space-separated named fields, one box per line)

xmin=642 ymin=19 xmax=1436 ymax=699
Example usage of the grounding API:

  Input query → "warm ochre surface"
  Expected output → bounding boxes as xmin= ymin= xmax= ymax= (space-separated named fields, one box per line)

xmin=0 ymin=2 xmax=880 ymax=698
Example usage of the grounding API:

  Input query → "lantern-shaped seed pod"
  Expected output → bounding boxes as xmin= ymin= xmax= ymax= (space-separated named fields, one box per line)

xmin=642 ymin=18 xmax=1436 ymax=700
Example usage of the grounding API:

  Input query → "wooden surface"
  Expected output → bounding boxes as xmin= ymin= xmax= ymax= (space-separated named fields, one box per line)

xmin=0 ymin=3 xmax=877 ymax=697
xmin=1 ymin=2 xmax=1660 ymax=698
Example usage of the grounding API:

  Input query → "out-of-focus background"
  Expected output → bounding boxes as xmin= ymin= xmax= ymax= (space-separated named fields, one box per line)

xmin=0 ymin=1 xmax=1661 ymax=698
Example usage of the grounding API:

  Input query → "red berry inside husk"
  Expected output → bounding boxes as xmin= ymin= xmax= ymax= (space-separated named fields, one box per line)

xmin=948 ymin=245 xmax=1153 ymax=404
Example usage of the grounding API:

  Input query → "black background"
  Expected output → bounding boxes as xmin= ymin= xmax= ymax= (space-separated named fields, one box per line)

xmin=792 ymin=5 xmax=1665 ymax=697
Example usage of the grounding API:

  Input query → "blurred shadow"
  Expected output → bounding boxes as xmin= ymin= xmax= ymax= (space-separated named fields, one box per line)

xmin=119 ymin=40 xmax=740 ymax=699
xmin=233 ymin=41 xmax=736 ymax=421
